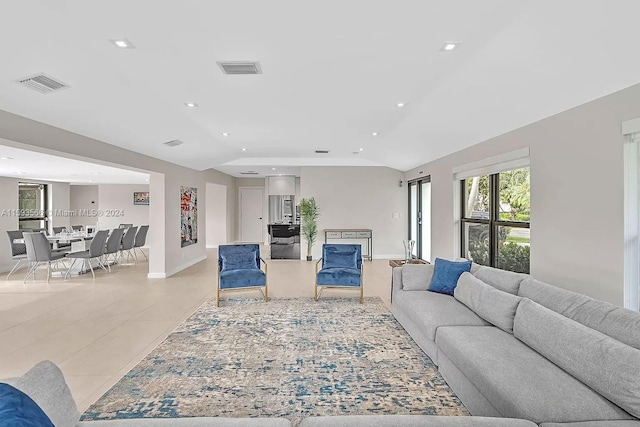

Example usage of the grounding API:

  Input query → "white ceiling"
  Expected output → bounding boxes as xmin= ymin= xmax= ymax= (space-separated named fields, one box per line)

xmin=0 ymin=1 xmax=639 ymax=177
xmin=0 ymin=143 xmax=149 ymax=184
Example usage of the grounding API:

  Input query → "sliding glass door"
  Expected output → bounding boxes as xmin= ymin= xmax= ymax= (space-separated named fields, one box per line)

xmin=408 ymin=177 xmax=431 ymax=261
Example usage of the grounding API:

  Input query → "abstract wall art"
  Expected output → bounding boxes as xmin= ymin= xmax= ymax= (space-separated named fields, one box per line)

xmin=180 ymin=186 xmax=198 ymax=247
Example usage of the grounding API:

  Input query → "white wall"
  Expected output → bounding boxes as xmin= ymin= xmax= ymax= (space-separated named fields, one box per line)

xmin=0 ymin=177 xmax=19 ymax=272
xmin=206 ymin=182 xmax=226 ymax=247
xmin=300 ymin=166 xmax=406 ymax=260
xmin=48 ymin=182 xmax=71 ymax=232
xmin=97 ymin=184 xmax=149 ymax=230
xmin=69 ymin=185 xmax=99 ymax=228
xmin=406 ymin=82 xmax=640 ymax=306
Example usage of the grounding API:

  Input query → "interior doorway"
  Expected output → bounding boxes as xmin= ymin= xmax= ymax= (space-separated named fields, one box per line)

xmin=206 ymin=183 xmax=227 ymax=248
xmin=239 ymin=187 xmax=264 ymax=243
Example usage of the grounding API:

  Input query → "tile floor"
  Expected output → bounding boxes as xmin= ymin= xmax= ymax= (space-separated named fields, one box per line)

xmin=0 ymin=248 xmax=393 ymax=411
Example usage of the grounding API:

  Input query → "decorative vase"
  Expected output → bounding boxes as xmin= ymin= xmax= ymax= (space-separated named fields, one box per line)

xmin=403 ymin=239 xmax=415 ymax=263
xmin=306 ymin=255 xmax=312 ymax=261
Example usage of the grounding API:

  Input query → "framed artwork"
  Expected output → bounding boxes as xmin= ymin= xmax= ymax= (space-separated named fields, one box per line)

xmin=180 ymin=186 xmax=198 ymax=247
xmin=134 ymin=192 xmax=149 ymax=205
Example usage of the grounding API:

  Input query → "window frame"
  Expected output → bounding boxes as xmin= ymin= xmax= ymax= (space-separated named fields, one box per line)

xmin=460 ymin=171 xmax=530 ymax=270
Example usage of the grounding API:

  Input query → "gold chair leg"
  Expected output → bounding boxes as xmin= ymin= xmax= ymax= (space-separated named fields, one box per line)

xmin=360 ymin=262 xmax=364 ymax=304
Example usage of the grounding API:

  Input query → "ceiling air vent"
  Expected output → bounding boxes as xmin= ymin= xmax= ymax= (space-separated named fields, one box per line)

xmin=240 ymin=171 xmax=260 ymax=175
xmin=163 ymin=139 xmax=184 ymax=147
xmin=16 ymin=73 xmax=69 ymax=94
xmin=315 ymin=150 xmax=329 ymax=154
xmin=217 ymin=61 xmax=262 ymax=75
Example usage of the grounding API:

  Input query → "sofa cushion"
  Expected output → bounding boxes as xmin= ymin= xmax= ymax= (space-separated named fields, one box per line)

xmin=518 ymin=278 xmax=640 ymax=350
xmin=77 ymin=418 xmax=293 ymax=426
xmin=436 ymin=326 xmax=632 ymax=423
xmin=13 ymin=360 xmax=80 ymax=427
xmin=219 ymin=268 xmax=266 ymax=288
xmin=514 ymin=298 xmax=640 ymax=418
xmin=221 ymin=250 xmax=257 ymax=271
xmin=0 ymin=382 xmax=54 ymax=426
xmin=323 ymin=247 xmax=358 ymax=269
xmin=401 ymin=263 xmax=434 ymax=290
xmin=299 ymin=415 xmax=537 ymax=426
xmin=472 ymin=265 xmax=528 ymax=295
xmin=429 ymin=258 xmax=471 ymax=295
xmin=317 ymin=267 xmax=361 ymax=286
xmin=454 ymin=272 xmax=522 ymax=333
xmin=394 ymin=290 xmax=488 ymax=342
xmin=539 ymin=422 xmax=640 ymax=427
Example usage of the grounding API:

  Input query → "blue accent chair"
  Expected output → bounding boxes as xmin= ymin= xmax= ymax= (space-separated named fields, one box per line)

xmin=315 ymin=244 xmax=363 ymax=304
xmin=217 ymin=244 xmax=268 ymax=306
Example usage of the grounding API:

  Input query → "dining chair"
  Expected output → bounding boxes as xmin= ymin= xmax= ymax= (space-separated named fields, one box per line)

xmin=118 ymin=223 xmax=133 ymax=229
xmin=133 ymin=225 xmax=149 ymax=261
xmin=23 ymin=232 xmax=67 ymax=284
xmin=71 ymin=225 xmax=83 ymax=232
xmin=31 ymin=228 xmax=48 ymax=235
xmin=315 ymin=244 xmax=364 ymax=304
xmin=52 ymin=226 xmax=66 ymax=234
xmin=217 ymin=244 xmax=268 ymax=307
xmin=103 ymin=227 xmax=125 ymax=271
xmin=6 ymin=230 xmax=28 ymax=280
xmin=64 ymin=230 xmax=109 ymax=279
xmin=119 ymin=226 xmax=138 ymax=264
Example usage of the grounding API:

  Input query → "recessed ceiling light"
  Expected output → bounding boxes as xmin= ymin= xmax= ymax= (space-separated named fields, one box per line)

xmin=359 ymin=148 xmax=364 ymax=151
xmin=272 ymin=167 xmax=276 ymax=171
xmin=93 ymin=172 xmax=101 ymax=175
xmin=396 ymin=102 xmax=405 ymax=108
xmin=0 ymin=156 xmax=13 ymax=160
xmin=441 ymin=42 xmax=461 ymax=51
xmin=222 ymin=132 xmax=230 ymax=136
xmin=110 ymin=38 xmax=135 ymax=49
xmin=184 ymin=102 xmax=198 ymax=108
xmin=241 ymin=148 xmax=247 ymax=151
xmin=371 ymin=132 xmax=379 ymax=137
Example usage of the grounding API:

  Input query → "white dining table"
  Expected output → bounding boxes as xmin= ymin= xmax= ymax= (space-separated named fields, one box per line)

xmin=14 ymin=232 xmax=97 ymax=275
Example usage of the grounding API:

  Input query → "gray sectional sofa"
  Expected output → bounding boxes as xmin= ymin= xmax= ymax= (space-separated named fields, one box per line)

xmin=392 ymin=262 xmax=640 ymax=426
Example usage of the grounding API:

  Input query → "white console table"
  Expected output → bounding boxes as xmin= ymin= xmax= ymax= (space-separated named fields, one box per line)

xmin=323 ymin=228 xmax=373 ymax=261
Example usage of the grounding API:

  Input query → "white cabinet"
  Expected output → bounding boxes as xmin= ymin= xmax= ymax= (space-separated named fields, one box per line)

xmin=267 ymin=176 xmax=296 ymax=195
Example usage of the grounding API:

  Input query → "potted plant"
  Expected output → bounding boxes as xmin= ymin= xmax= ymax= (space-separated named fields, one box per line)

xmin=300 ymin=197 xmax=319 ymax=261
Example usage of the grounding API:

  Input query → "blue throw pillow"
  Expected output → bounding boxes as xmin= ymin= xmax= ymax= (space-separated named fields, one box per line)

xmin=0 ymin=383 xmax=54 ymax=427
xmin=221 ymin=251 xmax=257 ymax=271
xmin=324 ymin=249 xmax=358 ymax=269
xmin=428 ymin=258 xmax=472 ymax=295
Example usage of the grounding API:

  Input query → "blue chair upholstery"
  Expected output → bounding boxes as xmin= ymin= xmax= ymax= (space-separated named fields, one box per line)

xmin=315 ymin=244 xmax=363 ymax=304
xmin=217 ymin=244 xmax=268 ymax=306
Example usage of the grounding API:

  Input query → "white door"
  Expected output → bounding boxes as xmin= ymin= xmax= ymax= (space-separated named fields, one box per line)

xmin=239 ymin=187 xmax=264 ymax=242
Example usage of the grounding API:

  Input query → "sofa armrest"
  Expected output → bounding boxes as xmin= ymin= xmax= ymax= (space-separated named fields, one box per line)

xmin=392 ymin=266 xmax=403 ymax=297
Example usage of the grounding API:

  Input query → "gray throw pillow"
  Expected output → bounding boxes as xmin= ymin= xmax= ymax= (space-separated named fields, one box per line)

xmin=401 ymin=264 xmax=435 ymax=291
xmin=454 ymin=272 xmax=523 ymax=333
xmin=14 ymin=360 xmax=80 ymax=427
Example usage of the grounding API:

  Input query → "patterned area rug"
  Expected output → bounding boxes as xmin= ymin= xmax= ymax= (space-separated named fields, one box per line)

xmin=82 ymin=297 xmax=468 ymax=425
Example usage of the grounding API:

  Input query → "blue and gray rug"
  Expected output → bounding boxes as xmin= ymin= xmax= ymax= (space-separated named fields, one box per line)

xmin=82 ymin=297 xmax=468 ymax=425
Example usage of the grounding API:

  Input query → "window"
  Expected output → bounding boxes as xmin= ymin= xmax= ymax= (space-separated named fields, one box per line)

xmin=18 ymin=183 xmax=48 ymax=231
xmin=624 ymin=126 xmax=640 ymax=311
xmin=460 ymin=167 xmax=530 ymax=273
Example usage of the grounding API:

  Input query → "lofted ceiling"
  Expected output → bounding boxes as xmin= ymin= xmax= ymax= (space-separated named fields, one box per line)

xmin=0 ymin=1 xmax=639 ymax=177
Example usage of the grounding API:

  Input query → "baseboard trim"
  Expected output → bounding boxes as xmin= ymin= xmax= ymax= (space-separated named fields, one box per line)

xmin=206 ymin=244 xmax=219 ymax=249
xmin=147 ymin=272 xmax=167 ymax=279
xmin=166 ymin=254 xmax=208 ymax=278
